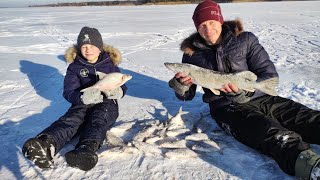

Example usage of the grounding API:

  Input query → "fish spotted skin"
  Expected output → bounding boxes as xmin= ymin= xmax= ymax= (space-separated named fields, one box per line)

xmin=164 ymin=62 xmax=278 ymax=96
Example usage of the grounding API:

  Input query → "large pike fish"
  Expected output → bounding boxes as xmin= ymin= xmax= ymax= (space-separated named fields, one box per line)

xmin=164 ymin=62 xmax=278 ymax=96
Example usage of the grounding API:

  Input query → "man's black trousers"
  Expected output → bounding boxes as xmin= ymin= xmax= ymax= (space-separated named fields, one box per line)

xmin=211 ymin=95 xmax=320 ymax=175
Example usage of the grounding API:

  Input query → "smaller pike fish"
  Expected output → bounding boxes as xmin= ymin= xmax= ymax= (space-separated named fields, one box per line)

xmin=81 ymin=71 xmax=132 ymax=95
xmin=164 ymin=62 xmax=278 ymax=96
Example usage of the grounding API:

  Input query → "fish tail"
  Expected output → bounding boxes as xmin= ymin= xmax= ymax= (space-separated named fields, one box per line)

xmin=256 ymin=77 xmax=279 ymax=96
xmin=178 ymin=106 xmax=189 ymax=115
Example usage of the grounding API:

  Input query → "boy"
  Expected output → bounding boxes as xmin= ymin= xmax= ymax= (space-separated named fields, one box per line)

xmin=22 ymin=26 xmax=127 ymax=171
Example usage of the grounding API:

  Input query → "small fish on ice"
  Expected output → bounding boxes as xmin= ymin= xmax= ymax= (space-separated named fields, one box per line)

xmin=192 ymin=140 xmax=222 ymax=154
xmin=167 ymin=106 xmax=189 ymax=130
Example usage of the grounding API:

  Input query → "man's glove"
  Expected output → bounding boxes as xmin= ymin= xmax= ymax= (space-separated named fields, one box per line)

xmin=103 ymin=87 xmax=124 ymax=100
xmin=168 ymin=77 xmax=190 ymax=96
xmin=225 ymin=89 xmax=251 ymax=104
xmin=81 ymin=88 xmax=103 ymax=105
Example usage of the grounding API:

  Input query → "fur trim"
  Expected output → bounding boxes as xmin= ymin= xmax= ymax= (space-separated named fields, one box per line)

xmin=224 ymin=18 xmax=244 ymax=36
xmin=64 ymin=46 xmax=77 ymax=63
xmin=180 ymin=19 xmax=244 ymax=56
xmin=180 ymin=33 xmax=200 ymax=57
xmin=64 ymin=44 xmax=122 ymax=65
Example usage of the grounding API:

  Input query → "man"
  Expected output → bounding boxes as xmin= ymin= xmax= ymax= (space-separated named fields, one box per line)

xmin=168 ymin=0 xmax=320 ymax=179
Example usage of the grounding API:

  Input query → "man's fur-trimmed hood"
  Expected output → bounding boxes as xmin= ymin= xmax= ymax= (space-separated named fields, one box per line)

xmin=64 ymin=44 xmax=122 ymax=65
xmin=181 ymin=19 xmax=244 ymax=56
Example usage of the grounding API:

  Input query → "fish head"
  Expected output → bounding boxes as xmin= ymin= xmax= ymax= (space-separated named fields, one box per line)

xmin=122 ymin=74 xmax=132 ymax=82
xmin=164 ymin=62 xmax=181 ymax=72
xmin=164 ymin=62 xmax=190 ymax=76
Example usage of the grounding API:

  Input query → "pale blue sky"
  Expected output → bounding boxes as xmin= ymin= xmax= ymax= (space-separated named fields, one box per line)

xmin=0 ymin=0 xmax=110 ymax=7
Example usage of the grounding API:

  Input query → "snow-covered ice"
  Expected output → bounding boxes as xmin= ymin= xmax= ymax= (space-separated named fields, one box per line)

xmin=0 ymin=1 xmax=319 ymax=179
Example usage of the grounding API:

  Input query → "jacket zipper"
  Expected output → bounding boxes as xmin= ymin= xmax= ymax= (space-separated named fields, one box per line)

xmin=94 ymin=67 xmax=98 ymax=81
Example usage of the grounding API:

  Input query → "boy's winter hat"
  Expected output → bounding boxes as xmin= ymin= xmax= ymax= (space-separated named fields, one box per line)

xmin=192 ymin=0 xmax=224 ymax=29
xmin=77 ymin=26 xmax=103 ymax=50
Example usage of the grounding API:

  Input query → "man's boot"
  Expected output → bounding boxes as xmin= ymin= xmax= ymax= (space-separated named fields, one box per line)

xmin=295 ymin=149 xmax=320 ymax=180
xmin=22 ymin=135 xmax=56 ymax=168
xmin=65 ymin=140 xmax=99 ymax=171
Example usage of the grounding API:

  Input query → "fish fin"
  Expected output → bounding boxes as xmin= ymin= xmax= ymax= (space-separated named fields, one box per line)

xmin=242 ymin=88 xmax=255 ymax=92
xmin=96 ymin=71 xmax=108 ymax=80
xmin=236 ymin=71 xmax=257 ymax=81
xmin=101 ymin=89 xmax=112 ymax=97
xmin=210 ymin=89 xmax=220 ymax=95
xmin=80 ymin=87 xmax=90 ymax=92
xmin=179 ymin=106 xmax=189 ymax=115
xmin=255 ymin=77 xmax=279 ymax=96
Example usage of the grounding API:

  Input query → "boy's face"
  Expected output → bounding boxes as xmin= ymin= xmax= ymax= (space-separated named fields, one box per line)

xmin=198 ymin=20 xmax=222 ymax=45
xmin=80 ymin=44 xmax=101 ymax=63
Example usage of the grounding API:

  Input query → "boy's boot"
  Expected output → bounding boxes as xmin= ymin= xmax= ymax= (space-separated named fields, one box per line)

xmin=65 ymin=140 xmax=99 ymax=171
xmin=295 ymin=149 xmax=320 ymax=180
xmin=22 ymin=134 xmax=56 ymax=168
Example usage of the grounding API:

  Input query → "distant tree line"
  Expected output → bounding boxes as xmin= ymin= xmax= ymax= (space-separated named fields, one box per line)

xmin=29 ymin=0 xmax=300 ymax=7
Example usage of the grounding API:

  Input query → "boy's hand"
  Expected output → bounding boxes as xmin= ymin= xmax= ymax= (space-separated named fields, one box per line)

xmin=103 ymin=87 xmax=123 ymax=100
xmin=81 ymin=88 xmax=103 ymax=105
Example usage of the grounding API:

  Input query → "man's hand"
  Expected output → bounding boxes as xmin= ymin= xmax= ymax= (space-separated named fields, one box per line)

xmin=175 ymin=72 xmax=193 ymax=86
xmin=219 ymin=83 xmax=239 ymax=93
xmin=168 ymin=72 xmax=193 ymax=96
xmin=220 ymin=83 xmax=250 ymax=104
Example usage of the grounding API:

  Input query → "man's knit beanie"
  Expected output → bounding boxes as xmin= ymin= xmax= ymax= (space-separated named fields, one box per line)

xmin=192 ymin=0 xmax=224 ymax=29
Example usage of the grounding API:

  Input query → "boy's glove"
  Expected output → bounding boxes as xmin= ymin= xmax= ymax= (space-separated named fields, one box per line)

xmin=81 ymin=88 xmax=103 ymax=105
xmin=103 ymin=87 xmax=124 ymax=100
xmin=168 ymin=77 xmax=190 ymax=96
xmin=225 ymin=89 xmax=251 ymax=104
